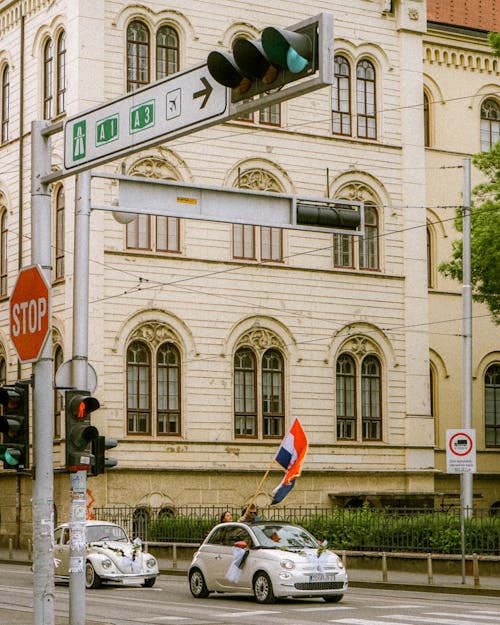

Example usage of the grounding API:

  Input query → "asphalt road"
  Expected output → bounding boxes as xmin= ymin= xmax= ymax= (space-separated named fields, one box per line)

xmin=1 ymin=562 xmax=500 ymax=625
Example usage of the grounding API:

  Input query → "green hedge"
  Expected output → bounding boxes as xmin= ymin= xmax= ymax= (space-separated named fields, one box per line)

xmin=147 ymin=508 xmax=500 ymax=554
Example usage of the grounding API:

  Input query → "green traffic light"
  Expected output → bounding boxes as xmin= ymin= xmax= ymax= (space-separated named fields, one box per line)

xmin=287 ymin=47 xmax=309 ymax=73
xmin=0 ymin=445 xmax=20 ymax=466
xmin=261 ymin=26 xmax=312 ymax=73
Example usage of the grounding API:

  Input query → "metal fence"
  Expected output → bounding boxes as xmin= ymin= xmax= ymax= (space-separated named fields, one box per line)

xmin=93 ymin=505 xmax=500 ymax=555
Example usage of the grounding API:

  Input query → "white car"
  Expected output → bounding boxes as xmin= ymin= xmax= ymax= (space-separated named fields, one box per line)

xmin=54 ymin=520 xmax=159 ymax=589
xmin=188 ymin=521 xmax=347 ymax=603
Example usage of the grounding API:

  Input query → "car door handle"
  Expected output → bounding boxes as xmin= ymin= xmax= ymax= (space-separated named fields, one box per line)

xmin=214 ymin=554 xmax=222 ymax=560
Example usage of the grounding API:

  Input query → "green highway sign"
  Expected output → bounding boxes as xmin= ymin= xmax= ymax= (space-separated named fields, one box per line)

xmin=64 ymin=64 xmax=228 ymax=171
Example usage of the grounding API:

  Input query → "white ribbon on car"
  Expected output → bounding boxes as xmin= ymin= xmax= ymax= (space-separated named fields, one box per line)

xmin=225 ymin=546 xmax=248 ymax=583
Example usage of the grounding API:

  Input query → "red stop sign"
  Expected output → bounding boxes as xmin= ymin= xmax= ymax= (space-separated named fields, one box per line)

xmin=10 ymin=265 xmax=50 ymax=363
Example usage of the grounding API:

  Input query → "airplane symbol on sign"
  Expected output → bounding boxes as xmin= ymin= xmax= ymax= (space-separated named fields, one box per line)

xmin=166 ymin=88 xmax=181 ymax=120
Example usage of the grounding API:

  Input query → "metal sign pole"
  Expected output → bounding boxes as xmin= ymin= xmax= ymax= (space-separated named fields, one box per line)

xmin=31 ymin=121 xmax=55 ymax=625
xmin=68 ymin=170 xmax=92 ymax=625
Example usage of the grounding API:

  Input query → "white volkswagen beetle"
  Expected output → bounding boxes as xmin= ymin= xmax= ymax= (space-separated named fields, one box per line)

xmin=54 ymin=520 xmax=159 ymax=589
xmin=188 ymin=521 xmax=347 ymax=603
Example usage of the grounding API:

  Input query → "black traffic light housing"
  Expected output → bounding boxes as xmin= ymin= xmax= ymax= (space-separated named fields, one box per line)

xmin=207 ymin=13 xmax=331 ymax=104
xmin=0 ymin=382 xmax=30 ymax=470
xmin=90 ymin=435 xmax=118 ymax=476
xmin=65 ymin=390 xmax=99 ymax=472
xmin=296 ymin=200 xmax=361 ymax=231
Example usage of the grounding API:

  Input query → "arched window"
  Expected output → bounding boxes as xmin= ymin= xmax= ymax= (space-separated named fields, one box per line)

xmin=485 ymin=364 xmax=500 ymax=447
xmin=157 ymin=342 xmax=181 ymax=435
xmin=234 ymin=344 xmax=285 ymax=439
xmin=1 ymin=65 xmax=9 ymax=143
xmin=426 ymin=226 xmax=434 ymax=288
xmin=336 ymin=348 xmax=383 ymax=442
xmin=127 ymin=341 xmax=151 ymax=434
xmin=234 ymin=348 xmax=256 ymax=437
xmin=336 ymin=354 xmax=356 ymax=439
xmin=359 ymin=205 xmax=379 ymax=270
xmin=56 ymin=31 xmax=66 ymax=115
xmin=132 ymin=507 xmax=150 ymax=540
xmin=332 ymin=55 xmax=351 ymax=136
xmin=54 ymin=345 xmax=63 ymax=438
xmin=127 ymin=21 xmax=150 ymax=91
xmin=361 ymin=355 xmax=381 ymax=440
xmin=156 ymin=25 xmax=179 ymax=79
xmin=0 ymin=209 xmax=7 ymax=296
xmin=423 ymin=91 xmax=430 ymax=147
xmin=262 ymin=349 xmax=284 ymax=437
xmin=55 ymin=186 xmax=65 ymax=280
xmin=43 ymin=39 xmax=53 ymax=119
xmin=480 ymin=99 xmax=500 ymax=152
xmin=356 ymin=59 xmax=376 ymax=139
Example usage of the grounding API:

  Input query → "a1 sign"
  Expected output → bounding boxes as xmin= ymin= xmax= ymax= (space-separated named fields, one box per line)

xmin=446 ymin=429 xmax=476 ymax=474
xmin=10 ymin=265 xmax=50 ymax=363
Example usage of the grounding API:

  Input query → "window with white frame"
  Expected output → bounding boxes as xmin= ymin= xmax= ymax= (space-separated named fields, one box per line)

xmin=1 ymin=65 xmax=9 ymax=143
xmin=480 ymin=98 xmax=500 ymax=152
xmin=43 ymin=30 xmax=66 ymax=119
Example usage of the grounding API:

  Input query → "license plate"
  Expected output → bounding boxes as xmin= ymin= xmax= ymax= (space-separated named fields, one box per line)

xmin=309 ymin=573 xmax=334 ymax=582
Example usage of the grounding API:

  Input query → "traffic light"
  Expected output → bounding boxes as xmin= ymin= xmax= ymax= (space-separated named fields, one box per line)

xmin=207 ymin=13 xmax=331 ymax=103
xmin=90 ymin=435 xmax=118 ymax=476
xmin=296 ymin=200 xmax=361 ymax=231
xmin=65 ymin=390 xmax=99 ymax=471
xmin=0 ymin=382 xmax=29 ymax=470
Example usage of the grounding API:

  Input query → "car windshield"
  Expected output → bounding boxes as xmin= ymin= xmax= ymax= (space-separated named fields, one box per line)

xmin=86 ymin=525 xmax=129 ymax=543
xmin=252 ymin=524 xmax=319 ymax=549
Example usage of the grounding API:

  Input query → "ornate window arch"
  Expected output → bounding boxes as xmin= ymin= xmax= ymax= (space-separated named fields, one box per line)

xmin=125 ymin=156 xmax=181 ymax=254
xmin=334 ymin=182 xmax=380 ymax=272
xmin=233 ymin=168 xmax=284 ymax=262
xmin=126 ymin=322 xmax=182 ymax=436
xmin=336 ymin=335 xmax=383 ymax=442
xmin=234 ymin=327 xmax=286 ymax=439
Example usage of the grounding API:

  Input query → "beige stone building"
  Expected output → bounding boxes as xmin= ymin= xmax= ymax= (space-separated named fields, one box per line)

xmin=0 ymin=0 xmax=498 ymax=543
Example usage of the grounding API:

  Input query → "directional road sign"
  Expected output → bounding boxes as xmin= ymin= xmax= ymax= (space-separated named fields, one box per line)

xmin=64 ymin=64 xmax=227 ymax=172
xmin=10 ymin=265 xmax=50 ymax=363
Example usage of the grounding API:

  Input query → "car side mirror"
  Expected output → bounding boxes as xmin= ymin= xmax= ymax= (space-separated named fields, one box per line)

xmin=234 ymin=540 xmax=248 ymax=549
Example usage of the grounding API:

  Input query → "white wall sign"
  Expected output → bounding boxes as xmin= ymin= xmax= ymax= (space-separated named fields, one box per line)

xmin=446 ymin=429 xmax=476 ymax=474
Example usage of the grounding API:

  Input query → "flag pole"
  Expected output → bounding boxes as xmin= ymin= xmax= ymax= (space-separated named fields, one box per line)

xmin=242 ymin=459 xmax=281 ymax=519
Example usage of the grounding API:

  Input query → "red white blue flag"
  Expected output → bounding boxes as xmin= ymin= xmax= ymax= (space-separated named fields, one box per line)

xmin=271 ymin=418 xmax=308 ymax=505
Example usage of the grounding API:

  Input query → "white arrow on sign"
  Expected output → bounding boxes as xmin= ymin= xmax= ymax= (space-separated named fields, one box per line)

xmin=64 ymin=64 xmax=227 ymax=171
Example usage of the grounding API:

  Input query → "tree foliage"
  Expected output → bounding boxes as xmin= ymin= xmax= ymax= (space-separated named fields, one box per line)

xmin=439 ymin=141 xmax=500 ymax=323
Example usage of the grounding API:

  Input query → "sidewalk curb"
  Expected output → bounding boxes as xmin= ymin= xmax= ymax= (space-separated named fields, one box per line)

xmin=2 ymin=558 xmax=499 ymax=597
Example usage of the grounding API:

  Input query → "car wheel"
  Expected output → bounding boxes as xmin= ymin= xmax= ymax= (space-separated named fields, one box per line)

xmin=142 ymin=577 xmax=156 ymax=588
xmin=323 ymin=594 xmax=343 ymax=603
xmin=189 ymin=568 xmax=209 ymax=598
xmin=85 ymin=562 xmax=102 ymax=589
xmin=253 ymin=571 xmax=275 ymax=604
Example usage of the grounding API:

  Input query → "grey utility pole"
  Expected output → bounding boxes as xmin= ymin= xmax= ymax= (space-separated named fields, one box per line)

xmin=462 ymin=157 xmax=473 ymax=517
xmin=31 ymin=121 xmax=55 ymax=625
xmin=68 ymin=171 xmax=93 ymax=625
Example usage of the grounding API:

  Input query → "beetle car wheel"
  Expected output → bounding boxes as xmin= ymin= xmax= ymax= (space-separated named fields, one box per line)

xmin=85 ymin=562 xmax=102 ymax=589
xmin=189 ymin=568 xmax=209 ymax=598
xmin=253 ymin=572 xmax=275 ymax=604
xmin=323 ymin=594 xmax=343 ymax=603
xmin=142 ymin=577 xmax=156 ymax=588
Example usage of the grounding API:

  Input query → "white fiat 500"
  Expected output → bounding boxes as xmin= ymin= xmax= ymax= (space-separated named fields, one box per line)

xmin=54 ymin=520 xmax=159 ymax=589
xmin=188 ymin=521 xmax=347 ymax=603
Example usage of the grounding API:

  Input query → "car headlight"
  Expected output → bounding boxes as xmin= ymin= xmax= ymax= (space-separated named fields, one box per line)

xmin=280 ymin=559 xmax=295 ymax=570
xmin=101 ymin=558 xmax=113 ymax=570
xmin=145 ymin=557 xmax=157 ymax=569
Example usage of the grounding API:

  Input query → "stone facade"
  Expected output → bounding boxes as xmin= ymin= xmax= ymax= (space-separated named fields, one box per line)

xmin=0 ymin=0 xmax=498 ymax=544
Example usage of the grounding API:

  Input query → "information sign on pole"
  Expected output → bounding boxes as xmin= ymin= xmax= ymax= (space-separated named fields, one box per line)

xmin=446 ymin=429 xmax=476 ymax=474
